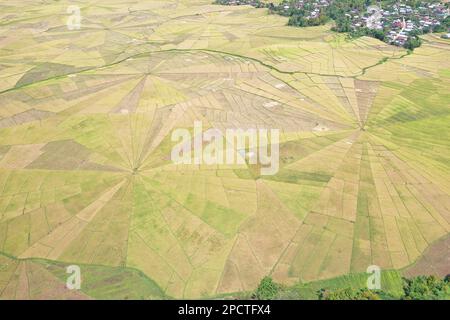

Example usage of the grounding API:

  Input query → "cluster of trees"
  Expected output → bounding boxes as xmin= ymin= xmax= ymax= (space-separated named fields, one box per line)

xmin=431 ymin=15 xmax=450 ymax=33
xmin=404 ymin=36 xmax=423 ymax=50
xmin=403 ymin=275 xmax=450 ymax=300
xmin=252 ymin=275 xmax=450 ymax=300
xmin=214 ymin=0 xmax=269 ymax=9
xmin=288 ymin=13 xmax=329 ymax=27
xmin=348 ymin=27 xmax=387 ymax=40
xmin=253 ymin=276 xmax=280 ymax=300
xmin=318 ymin=288 xmax=384 ymax=300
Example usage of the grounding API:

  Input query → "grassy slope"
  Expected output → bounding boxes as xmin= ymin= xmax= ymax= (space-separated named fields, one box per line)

xmin=0 ymin=252 xmax=169 ymax=300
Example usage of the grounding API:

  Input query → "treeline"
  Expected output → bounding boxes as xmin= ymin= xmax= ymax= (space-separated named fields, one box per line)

xmin=252 ymin=275 xmax=450 ymax=300
xmin=214 ymin=0 xmax=268 ymax=8
xmin=287 ymin=13 xmax=329 ymax=27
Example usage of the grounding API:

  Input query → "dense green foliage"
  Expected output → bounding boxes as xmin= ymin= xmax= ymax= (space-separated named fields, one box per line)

xmin=288 ymin=13 xmax=329 ymax=27
xmin=350 ymin=27 xmax=386 ymax=40
xmin=404 ymin=36 xmax=423 ymax=50
xmin=402 ymin=275 xmax=450 ymax=300
xmin=318 ymin=288 xmax=383 ymax=300
xmin=434 ymin=16 xmax=450 ymax=32
xmin=252 ymin=274 xmax=450 ymax=300
xmin=329 ymin=0 xmax=367 ymax=31
xmin=254 ymin=277 xmax=281 ymax=300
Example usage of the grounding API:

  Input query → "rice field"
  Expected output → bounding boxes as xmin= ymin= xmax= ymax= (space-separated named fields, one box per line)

xmin=0 ymin=0 xmax=449 ymax=299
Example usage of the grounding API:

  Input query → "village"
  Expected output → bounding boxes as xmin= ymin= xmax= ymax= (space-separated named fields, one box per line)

xmin=215 ymin=0 xmax=450 ymax=48
xmin=346 ymin=1 xmax=449 ymax=46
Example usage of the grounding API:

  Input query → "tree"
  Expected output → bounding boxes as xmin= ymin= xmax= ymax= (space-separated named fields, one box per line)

xmin=444 ymin=16 xmax=450 ymax=29
xmin=288 ymin=15 xmax=308 ymax=27
xmin=254 ymin=277 xmax=279 ymax=300
xmin=333 ymin=17 xmax=352 ymax=33
xmin=370 ymin=29 xmax=386 ymax=41
xmin=404 ymin=36 xmax=422 ymax=51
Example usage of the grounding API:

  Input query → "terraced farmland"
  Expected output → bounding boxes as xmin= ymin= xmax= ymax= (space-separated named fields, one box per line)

xmin=0 ymin=0 xmax=449 ymax=299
